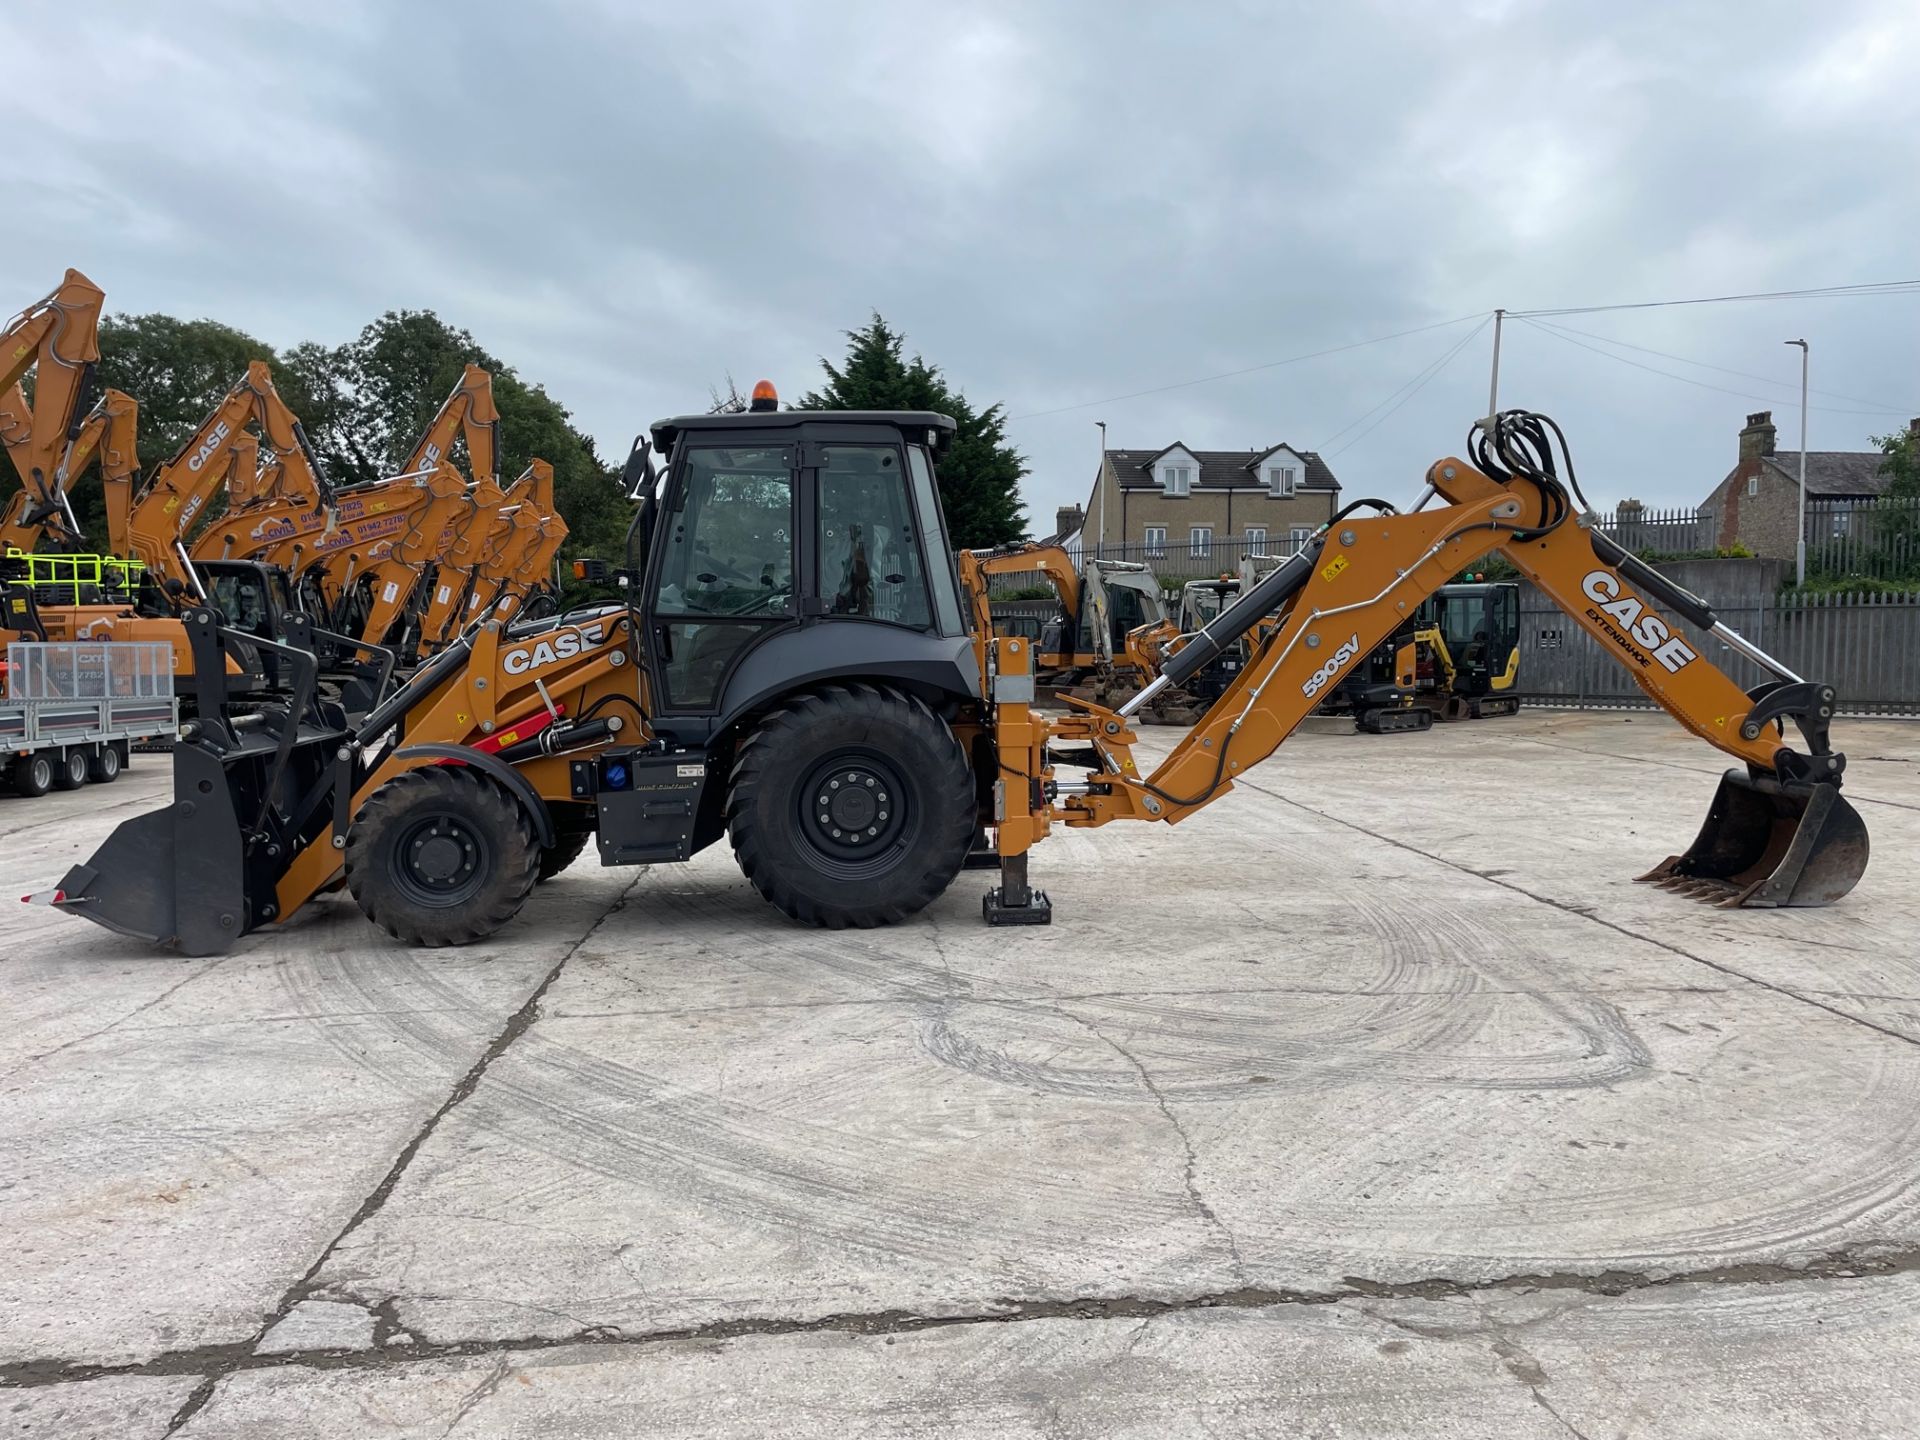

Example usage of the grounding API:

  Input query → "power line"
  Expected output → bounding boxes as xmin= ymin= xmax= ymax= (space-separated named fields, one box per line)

xmin=1523 ymin=316 xmax=1918 ymax=414
xmin=1512 ymin=279 xmax=1920 ymax=319
xmin=1006 ymin=311 xmax=1488 ymax=421
xmin=1514 ymin=315 xmax=1904 ymax=417
xmin=1318 ymin=316 xmax=1492 ymax=458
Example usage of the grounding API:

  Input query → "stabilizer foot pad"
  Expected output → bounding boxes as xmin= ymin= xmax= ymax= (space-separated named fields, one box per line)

xmin=983 ymin=887 xmax=1053 ymax=926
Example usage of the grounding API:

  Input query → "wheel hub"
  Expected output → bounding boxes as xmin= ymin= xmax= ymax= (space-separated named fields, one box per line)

xmin=401 ymin=817 xmax=484 ymax=896
xmin=804 ymin=762 xmax=901 ymax=856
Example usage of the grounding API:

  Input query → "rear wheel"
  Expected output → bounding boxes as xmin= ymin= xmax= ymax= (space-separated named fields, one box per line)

xmin=87 ymin=744 xmax=122 ymax=784
xmin=537 ymin=830 xmax=593 ymax=882
xmin=727 ymin=684 xmax=975 ymax=927
xmin=346 ymin=766 xmax=540 ymax=946
xmin=13 ymin=754 xmax=53 ymax=798
xmin=53 ymin=748 xmax=90 ymax=790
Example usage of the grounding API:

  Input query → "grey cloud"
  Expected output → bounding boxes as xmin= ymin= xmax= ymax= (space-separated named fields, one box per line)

xmin=3 ymin=0 xmax=1915 ymax=523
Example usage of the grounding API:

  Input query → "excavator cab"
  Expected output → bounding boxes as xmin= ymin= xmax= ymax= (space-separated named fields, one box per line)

xmin=1416 ymin=580 xmax=1522 ymax=717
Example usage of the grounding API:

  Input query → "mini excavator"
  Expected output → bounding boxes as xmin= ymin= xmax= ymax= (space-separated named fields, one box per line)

xmin=37 ymin=397 xmax=1869 ymax=954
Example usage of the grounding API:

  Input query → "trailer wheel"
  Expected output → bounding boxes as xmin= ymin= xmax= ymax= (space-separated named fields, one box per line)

xmin=13 ymin=754 xmax=53 ymax=798
xmin=53 ymin=748 xmax=90 ymax=790
xmin=537 ymin=831 xmax=593 ymax=882
xmin=87 ymin=745 xmax=122 ymax=784
xmin=727 ymin=684 xmax=975 ymax=928
xmin=346 ymin=766 xmax=540 ymax=946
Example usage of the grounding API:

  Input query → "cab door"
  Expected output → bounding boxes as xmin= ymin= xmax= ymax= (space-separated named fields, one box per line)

xmin=643 ymin=442 xmax=796 ymax=714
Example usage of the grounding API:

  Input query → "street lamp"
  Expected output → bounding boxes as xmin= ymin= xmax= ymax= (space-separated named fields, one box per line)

xmin=1095 ymin=420 xmax=1108 ymax=555
xmin=1786 ymin=339 xmax=1808 ymax=586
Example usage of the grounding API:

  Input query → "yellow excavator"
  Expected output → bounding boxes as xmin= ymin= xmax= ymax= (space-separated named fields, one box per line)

xmin=0 ymin=269 xmax=106 ymax=556
xmin=38 ymin=400 xmax=1868 ymax=955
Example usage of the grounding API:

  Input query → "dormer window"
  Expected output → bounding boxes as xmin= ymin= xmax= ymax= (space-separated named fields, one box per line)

xmin=1267 ymin=465 xmax=1296 ymax=498
xmin=1162 ymin=464 xmax=1192 ymax=497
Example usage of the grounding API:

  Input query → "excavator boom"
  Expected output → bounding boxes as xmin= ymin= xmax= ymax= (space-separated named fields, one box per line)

xmin=0 ymin=269 xmax=107 ymax=551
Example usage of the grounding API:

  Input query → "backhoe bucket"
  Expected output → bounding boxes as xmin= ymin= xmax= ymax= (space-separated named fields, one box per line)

xmin=50 ymin=741 xmax=254 ymax=955
xmin=1637 ymin=770 xmax=1868 ymax=908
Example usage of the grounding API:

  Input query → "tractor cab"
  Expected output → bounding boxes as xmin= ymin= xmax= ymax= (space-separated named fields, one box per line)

xmin=632 ymin=398 xmax=976 ymax=746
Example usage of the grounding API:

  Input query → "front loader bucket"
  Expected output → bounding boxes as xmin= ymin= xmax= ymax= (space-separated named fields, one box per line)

xmin=50 ymin=741 xmax=256 ymax=955
xmin=1637 ymin=770 xmax=1869 ymax=908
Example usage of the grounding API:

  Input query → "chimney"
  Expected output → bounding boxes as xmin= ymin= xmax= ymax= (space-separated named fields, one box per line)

xmin=1908 ymin=417 xmax=1920 ymax=440
xmin=1055 ymin=504 xmax=1084 ymax=538
xmin=1739 ymin=411 xmax=1777 ymax=461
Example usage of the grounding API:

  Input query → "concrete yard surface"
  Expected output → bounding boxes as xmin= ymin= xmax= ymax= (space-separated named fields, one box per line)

xmin=2 ymin=711 xmax=1918 ymax=1437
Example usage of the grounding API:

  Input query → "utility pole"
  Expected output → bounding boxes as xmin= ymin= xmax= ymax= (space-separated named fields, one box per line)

xmin=1786 ymin=339 xmax=1809 ymax=586
xmin=1095 ymin=420 xmax=1108 ymax=556
xmin=1486 ymin=308 xmax=1506 ymax=422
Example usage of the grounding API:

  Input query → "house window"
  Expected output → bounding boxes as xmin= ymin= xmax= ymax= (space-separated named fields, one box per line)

xmin=1245 ymin=526 xmax=1267 ymax=551
xmin=1746 ymin=475 xmax=1759 ymax=497
xmin=1832 ymin=510 xmax=1851 ymax=538
xmin=1288 ymin=525 xmax=1312 ymax=553
xmin=1267 ymin=465 xmax=1296 ymax=498
xmin=1189 ymin=526 xmax=1213 ymax=557
xmin=1143 ymin=525 xmax=1167 ymax=556
xmin=1161 ymin=465 xmax=1192 ymax=497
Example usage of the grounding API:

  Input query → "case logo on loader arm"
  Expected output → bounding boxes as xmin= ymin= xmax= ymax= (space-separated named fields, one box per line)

xmin=1301 ymin=633 xmax=1362 ymax=699
xmin=502 ymin=621 xmax=607 ymax=675
xmin=1580 ymin=571 xmax=1698 ymax=674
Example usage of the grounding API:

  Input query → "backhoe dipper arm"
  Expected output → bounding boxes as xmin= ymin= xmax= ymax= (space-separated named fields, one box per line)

xmin=0 ymin=269 xmax=107 ymax=549
xmin=1022 ymin=411 xmax=1864 ymax=915
xmin=402 ymin=364 xmax=499 ymax=486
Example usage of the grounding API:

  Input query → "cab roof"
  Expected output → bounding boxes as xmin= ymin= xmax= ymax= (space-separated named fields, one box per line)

xmin=650 ymin=409 xmax=957 ymax=457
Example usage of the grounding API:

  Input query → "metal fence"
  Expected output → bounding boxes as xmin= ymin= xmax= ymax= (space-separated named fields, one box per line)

xmin=1518 ymin=586 xmax=1920 ymax=717
xmin=1594 ymin=504 xmax=1714 ymax=555
xmin=1804 ymin=497 xmax=1920 ymax=583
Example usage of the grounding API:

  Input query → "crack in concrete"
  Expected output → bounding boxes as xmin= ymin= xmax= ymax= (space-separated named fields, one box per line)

xmin=1253 ymin=784 xmax=1920 ymax=1055
xmin=1065 ymin=1004 xmax=1248 ymax=1284
xmin=148 ymin=879 xmax=641 ymax=1435
xmin=11 ymin=1241 xmax=1916 ymax=1394
xmin=0 ymin=958 xmax=234 ymax=1086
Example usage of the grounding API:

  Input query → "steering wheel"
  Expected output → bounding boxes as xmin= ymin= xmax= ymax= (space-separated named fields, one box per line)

xmin=719 ymin=580 xmax=792 ymax=617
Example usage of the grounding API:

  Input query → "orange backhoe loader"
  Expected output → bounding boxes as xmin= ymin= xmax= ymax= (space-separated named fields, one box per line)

xmin=0 ymin=269 xmax=107 ymax=553
xmin=38 ymin=402 xmax=1868 ymax=956
xmin=455 ymin=460 xmax=556 ymax=627
xmin=413 ymin=470 xmax=514 ymax=654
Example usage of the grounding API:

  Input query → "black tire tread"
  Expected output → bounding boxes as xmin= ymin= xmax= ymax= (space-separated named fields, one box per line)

xmin=346 ymin=766 xmax=540 ymax=946
xmin=727 ymin=683 xmax=974 ymax=928
xmin=537 ymin=830 xmax=593 ymax=882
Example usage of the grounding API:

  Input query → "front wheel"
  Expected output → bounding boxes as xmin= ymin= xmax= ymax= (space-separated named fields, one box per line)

xmin=727 ymin=684 xmax=975 ymax=928
xmin=346 ymin=766 xmax=540 ymax=946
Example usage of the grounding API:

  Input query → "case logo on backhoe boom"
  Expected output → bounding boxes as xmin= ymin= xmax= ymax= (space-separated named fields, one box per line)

xmin=187 ymin=420 xmax=232 ymax=473
xmin=502 ymin=622 xmax=607 ymax=675
xmin=1301 ymin=633 xmax=1362 ymax=699
xmin=1579 ymin=571 xmax=1697 ymax=674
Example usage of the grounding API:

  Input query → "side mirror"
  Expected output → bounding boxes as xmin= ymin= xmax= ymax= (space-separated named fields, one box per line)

xmin=620 ymin=437 xmax=656 ymax=500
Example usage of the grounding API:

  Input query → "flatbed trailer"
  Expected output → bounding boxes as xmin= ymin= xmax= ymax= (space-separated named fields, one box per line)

xmin=0 ymin=642 xmax=177 ymax=797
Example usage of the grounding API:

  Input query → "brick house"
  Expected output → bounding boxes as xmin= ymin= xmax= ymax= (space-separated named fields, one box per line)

xmin=1702 ymin=411 xmax=1913 ymax=557
xmin=1082 ymin=442 xmax=1341 ymax=559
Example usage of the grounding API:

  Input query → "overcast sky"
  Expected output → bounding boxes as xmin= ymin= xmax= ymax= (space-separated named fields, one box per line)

xmin=5 ymin=1 xmax=1917 ymax=529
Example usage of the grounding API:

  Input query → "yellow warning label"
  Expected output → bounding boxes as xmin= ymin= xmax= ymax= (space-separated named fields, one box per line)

xmin=1320 ymin=554 xmax=1349 ymax=583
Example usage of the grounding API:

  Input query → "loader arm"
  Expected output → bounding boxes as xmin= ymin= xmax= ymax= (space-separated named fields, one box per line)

xmin=0 ymin=269 xmax=107 ymax=551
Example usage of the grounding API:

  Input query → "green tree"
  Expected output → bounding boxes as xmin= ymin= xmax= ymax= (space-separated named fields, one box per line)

xmin=797 ymin=314 xmax=1027 ymax=548
xmin=283 ymin=311 xmax=631 ymax=580
xmin=1874 ymin=424 xmax=1920 ymax=501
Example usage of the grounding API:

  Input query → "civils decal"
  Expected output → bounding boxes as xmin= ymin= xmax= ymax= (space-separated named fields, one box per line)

xmin=502 ymin=623 xmax=607 ymax=675
xmin=1301 ymin=633 xmax=1362 ymax=698
xmin=1580 ymin=571 xmax=1697 ymax=673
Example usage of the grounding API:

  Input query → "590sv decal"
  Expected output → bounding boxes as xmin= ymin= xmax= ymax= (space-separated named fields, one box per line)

xmin=1301 ymin=633 xmax=1362 ymax=699
xmin=1580 ymin=571 xmax=1697 ymax=674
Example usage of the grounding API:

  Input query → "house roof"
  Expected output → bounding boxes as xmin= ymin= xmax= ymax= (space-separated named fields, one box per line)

xmin=1104 ymin=446 xmax=1340 ymax=492
xmin=1759 ymin=451 xmax=1895 ymax=498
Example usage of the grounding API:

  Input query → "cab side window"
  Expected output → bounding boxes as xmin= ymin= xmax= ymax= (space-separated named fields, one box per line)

xmin=817 ymin=446 xmax=931 ymax=629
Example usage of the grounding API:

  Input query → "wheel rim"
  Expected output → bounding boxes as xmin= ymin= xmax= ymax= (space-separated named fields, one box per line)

xmin=68 ymin=754 xmax=88 ymax=782
xmin=101 ymin=750 xmax=119 ymax=776
xmin=391 ymin=812 xmax=494 ymax=908
xmin=31 ymin=759 xmax=50 ymax=788
xmin=795 ymin=750 xmax=915 ymax=879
